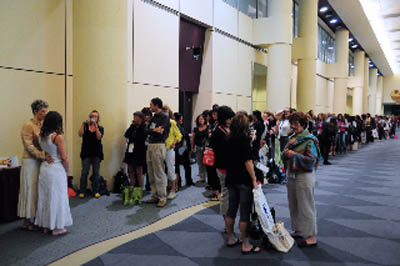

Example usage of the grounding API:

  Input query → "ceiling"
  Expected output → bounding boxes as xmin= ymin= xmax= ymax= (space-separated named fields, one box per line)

xmin=328 ymin=0 xmax=400 ymax=76
xmin=380 ymin=0 xmax=400 ymax=69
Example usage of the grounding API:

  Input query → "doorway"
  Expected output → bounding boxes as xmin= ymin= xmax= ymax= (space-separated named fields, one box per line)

xmin=179 ymin=18 xmax=206 ymax=133
xmin=252 ymin=63 xmax=268 ymax=112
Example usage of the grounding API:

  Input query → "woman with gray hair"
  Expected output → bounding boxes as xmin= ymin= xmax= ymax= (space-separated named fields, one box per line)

xmin=18 ymin=99 xmax=49 ymax=231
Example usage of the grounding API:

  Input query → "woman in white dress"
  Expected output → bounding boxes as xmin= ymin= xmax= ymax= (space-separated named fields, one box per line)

xmin=35 ymin=111 xmax=72 ymax=235
xmin=18 ymin=100 xmax=49 ymax=231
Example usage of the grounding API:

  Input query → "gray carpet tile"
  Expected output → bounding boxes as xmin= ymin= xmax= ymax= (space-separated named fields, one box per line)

xmin=83 ymin=136 xmax=400 ymax=266
xmin=3 ymin=136 xmax=400 ymax=266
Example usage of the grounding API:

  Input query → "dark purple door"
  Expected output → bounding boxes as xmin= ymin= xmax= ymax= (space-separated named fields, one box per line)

xmin=179 ymin=19 xmax=206 ymax=93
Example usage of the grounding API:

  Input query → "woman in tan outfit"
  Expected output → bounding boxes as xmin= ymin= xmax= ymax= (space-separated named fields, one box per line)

xmin=18 ymin=99 xmax=49 ymax=230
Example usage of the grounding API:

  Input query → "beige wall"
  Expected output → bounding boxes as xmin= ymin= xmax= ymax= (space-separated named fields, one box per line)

xmin=383 ymin=74 xmax=400 ymax=104
xmin=73 ymin=0 xmax=128 ymax=187
xmin=346 ymin=94 xmax=353 ymax=115
xmin=253 ymin=73 xmax=267 ymax=112
xmin=0 ymin=0 xmax=71 ymax=167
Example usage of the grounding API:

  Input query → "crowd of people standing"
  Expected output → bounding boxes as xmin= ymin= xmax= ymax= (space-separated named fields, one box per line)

xmin=15 ymin=97 xmax=399 ymax=250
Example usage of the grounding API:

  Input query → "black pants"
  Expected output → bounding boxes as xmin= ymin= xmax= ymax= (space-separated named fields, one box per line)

xmin=175 ymin=150 xmax=193 ymax=186
xmin=207 ymin=165 xmax=220 ymax=191
xmin=319 ymin=136 xmax=331 ymax=163
xmin=227 ymin=184 xmax=253 ymax=222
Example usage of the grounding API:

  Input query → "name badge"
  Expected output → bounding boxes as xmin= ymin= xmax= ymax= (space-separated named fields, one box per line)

xmin=150 ymin=122 xmax=156 ymax=130
xmin=128 ymin=143 xmax=135 ymax=153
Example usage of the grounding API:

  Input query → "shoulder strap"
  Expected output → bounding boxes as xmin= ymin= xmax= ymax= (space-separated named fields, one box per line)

xmin=52 ymin=134 xmax=59 ymax=144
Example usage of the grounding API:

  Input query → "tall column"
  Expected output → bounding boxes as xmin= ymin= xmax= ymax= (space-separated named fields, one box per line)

xmin=363 ymin=57 xmax=370 ymax=113
xmin=266 ymin=0 xmax=293 ymax=112
xmin=369 ymin=68 xmax=378 ymax=115
xmin=333 ymin=29 xmax=349 ymax=114
xmin=375 ymin=75 xmax=383 ymax=115
xmin=352 ymin=50 xmax=365 ymax=115
xmin=296 ymin=0 xmax=318 ymax=112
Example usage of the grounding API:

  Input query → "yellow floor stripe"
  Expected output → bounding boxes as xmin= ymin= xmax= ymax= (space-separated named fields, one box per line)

xmin=49 ymin=201 xmax=219 ymax=266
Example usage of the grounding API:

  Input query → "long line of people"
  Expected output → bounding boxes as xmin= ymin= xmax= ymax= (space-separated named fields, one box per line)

xmin=16 ymin=97 xmax=399 ymax=244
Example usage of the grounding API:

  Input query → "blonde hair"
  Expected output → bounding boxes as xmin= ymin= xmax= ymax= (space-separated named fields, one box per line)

xmin=162 ymin=104 xmax=174 ymax=120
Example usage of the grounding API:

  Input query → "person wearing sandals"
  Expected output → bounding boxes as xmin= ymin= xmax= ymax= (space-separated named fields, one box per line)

xmin=18 ymin=99 xmax=49 ymax=231
xmin=123 ymin=111 xmax=147 ymax=205
xmin=224 ymin=112 xmax=260 ymax=254
xmin=282 ymin=112 xmax=321 ymax=248
xmin=78 ymin=110 xmax=104 ymax=199
xmin=191 ymin=114 xmax=208 ymax=183
xmin=35 ymin=111 xmax=72 ymax=235
xmin=210 ymin=106 xmax=235 ymax=218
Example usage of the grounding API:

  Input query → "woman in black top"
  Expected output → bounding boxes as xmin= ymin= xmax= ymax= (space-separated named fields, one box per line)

xmin=224 ymin=112 xmax=260 ymax=254
xmin=78 ymin=110 xmax=104 ymax=199
xmin=124 ymin=111 xmax=147 ymax=188
xmin=191 ymin=114 xmax=208 ymax=183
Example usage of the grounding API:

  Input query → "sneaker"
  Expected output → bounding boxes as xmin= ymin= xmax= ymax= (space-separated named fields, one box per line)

xmin=94 ymin=193 xmax=101 ymax=198
xmin=167 ymin=191 xmax=176 ymax=200
xmin=79 ymin=193 xmax=85 ymax=199
xmin=157 ymin=200 xmax=167 ymax=207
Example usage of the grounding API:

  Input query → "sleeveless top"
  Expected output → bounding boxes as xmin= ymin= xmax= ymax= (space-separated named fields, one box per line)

xmin=39 ymin=134 xmax=62 ymax=163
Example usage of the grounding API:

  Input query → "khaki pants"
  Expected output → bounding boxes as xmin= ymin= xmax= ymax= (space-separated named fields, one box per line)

xmin=216 ymin=169 xmax=228 ymax=216
xmin=146 ymin=144 xmax=167 ymax=202
xmin=286 ymin=172 xmax=317 ymax=238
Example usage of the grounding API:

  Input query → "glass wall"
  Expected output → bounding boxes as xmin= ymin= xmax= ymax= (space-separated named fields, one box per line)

xmin=318 ymin=24 xmax=335 ymax=64
xmin=293 ymin=0 xmax=299 ymax=37
xmin=222 ymin=0 xmax=268 ymax=18
xmin=349 ymin=52 xmax=355 ymax=76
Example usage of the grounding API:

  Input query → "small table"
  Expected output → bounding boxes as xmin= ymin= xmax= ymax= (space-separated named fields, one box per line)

xmin=0 ymin=167 xmax=20 ymax=222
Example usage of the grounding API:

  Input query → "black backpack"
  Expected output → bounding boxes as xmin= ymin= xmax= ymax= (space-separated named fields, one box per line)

xmin=112 ymin=168 xmax=130 ymax=193
xmin=98 ymin=176 xmax=110 ymax=196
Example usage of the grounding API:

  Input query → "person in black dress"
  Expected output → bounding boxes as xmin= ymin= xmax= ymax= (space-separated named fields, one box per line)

xmin=123 ymin=111 xmax=147 ymax=205
xmin=174 ymin=113 xmax=193 ymax=187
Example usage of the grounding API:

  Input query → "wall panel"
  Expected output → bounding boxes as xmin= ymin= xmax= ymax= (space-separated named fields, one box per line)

xmin=180 ymin=0 xmax=213 ymax=26
xmin=0 ymin=0 xmax=65 ymax=73
xmin=214 ymin=0 xmax=238 ymax=36
xmin=0 ymin=69 xmax=65 ymax=160
xmin=133 ymin=0 xmax=179 ymax=87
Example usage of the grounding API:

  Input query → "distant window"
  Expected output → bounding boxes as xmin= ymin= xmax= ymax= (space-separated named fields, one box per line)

xmin=239 ymin=0 xmax=257 ymax=18
xmin=293 ymin=0 xmax=299 ymax=37
xmin=222 ymin=0 xmax=268 ymax=18
xmin=318 ymin=24 xmax=335 ymax=64
xmin=257 ymin=0 xmax=268 ymax=18
xmin=349 ymin=53 xmax=355 ymax=76
xmin=223 ymin=0 xmax=238 ymax=8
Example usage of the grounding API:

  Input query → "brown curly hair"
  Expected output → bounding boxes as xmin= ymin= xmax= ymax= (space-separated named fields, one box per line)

xmin=288 ymin=112 xmax=308 ymax=128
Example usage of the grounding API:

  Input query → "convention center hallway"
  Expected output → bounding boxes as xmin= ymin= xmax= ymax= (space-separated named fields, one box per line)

xmin=1 ymin=137 xmax=400 ymax=266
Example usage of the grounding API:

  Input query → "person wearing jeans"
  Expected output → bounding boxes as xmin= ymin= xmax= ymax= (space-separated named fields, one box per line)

xmin=78 ymin=110 xmax=104 ymax=199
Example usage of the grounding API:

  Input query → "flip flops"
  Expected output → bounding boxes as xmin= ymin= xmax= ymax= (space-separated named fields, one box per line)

xmin=226 ymin=239 xmax=241 ymax=247
xmin=241 ymin=246 xmax=261 ymax=255
xmin=297 ymin=239 xmax=318 ymax=248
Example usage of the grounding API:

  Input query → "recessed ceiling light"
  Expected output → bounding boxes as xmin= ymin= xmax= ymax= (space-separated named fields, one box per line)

xmin=328 ymin=46 xmax=334 ymax=50
xmin=351 ymin=66 xmax=355 ymax=69
xmin=348 ymin=38 xmax=354 ymax=42
xmin=352 ymin=44 xmax=358 ymax=48
xmin=369 ymin=64 xmax=374 ymax=67
xmin=330 ymin=18 xmax=338 ymax=24
xmin=320 ymin=6 xmax=328 ymax=12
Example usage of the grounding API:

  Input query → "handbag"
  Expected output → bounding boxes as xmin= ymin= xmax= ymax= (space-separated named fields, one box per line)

xmin=253 ymin=185 xmax=294 ymax=253
xmin=202 ymin=147 xmax=215 ymax=166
